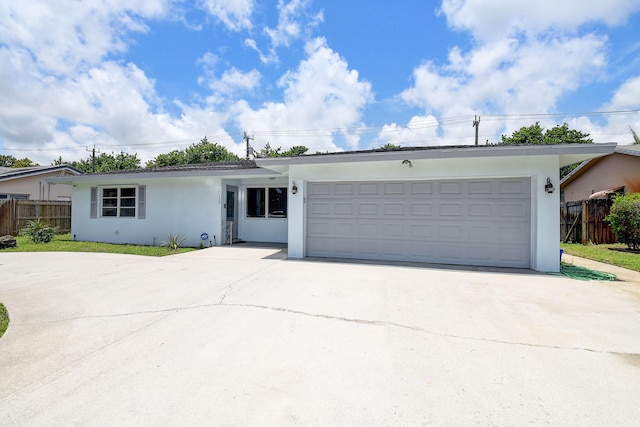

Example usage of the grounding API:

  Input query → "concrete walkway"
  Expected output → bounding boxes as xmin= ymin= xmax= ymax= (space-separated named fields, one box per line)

xmin=563 ymin=253 xmax=640 ymax=295
xmin=1 ymin=248 xmax=640 ymax=425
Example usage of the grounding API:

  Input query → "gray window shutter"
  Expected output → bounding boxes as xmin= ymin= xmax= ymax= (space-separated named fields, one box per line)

xmin=138 ymin=185 xmax=146 ymax=219
xmin=90 ymin=187 xmax=97 ymax=219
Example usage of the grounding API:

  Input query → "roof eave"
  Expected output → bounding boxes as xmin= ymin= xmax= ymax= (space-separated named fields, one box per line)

xmin=256 ymin=143 xmax=617 ymax=170
xmin=47 ymin=167 xmax=281 ymax=184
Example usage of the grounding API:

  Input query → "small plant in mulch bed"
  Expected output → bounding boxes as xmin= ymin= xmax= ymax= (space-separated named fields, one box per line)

xmin=20 ymin=218 xmax=57 ymax=244
xmin=161 ymin=234 xmax=187 ymax=251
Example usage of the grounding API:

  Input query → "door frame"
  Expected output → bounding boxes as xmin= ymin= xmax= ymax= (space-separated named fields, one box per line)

xmin=225 ymin=185 xmax=239 ymax=242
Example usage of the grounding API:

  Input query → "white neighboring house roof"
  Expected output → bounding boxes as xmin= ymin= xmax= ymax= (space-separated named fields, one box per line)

xmin=0 ymin=164 xmax=82 ymax=182
xmin=560 ymin=143 xmax=640 ymax=188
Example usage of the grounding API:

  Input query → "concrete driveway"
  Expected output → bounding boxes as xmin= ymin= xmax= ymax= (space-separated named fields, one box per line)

xmin=1 ymin=248 xmax=640 ymax=425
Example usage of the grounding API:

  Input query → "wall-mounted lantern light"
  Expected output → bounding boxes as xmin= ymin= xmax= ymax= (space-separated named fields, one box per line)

xmin=402 ymin=159 xmax=413 ymax=168
xmin=291 ymin=181 xmax=298 ymax=194
xmin=545 ymin=178 xmax=555 ymax=193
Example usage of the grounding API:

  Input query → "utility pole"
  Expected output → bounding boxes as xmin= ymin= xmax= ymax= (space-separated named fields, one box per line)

xmin=243 ymin=132 xmax=254 ymax=160
xmin=473 ymin=115 xmax=481 ymax=146
xmin=86 ymin=145 xmax=100 ymax=172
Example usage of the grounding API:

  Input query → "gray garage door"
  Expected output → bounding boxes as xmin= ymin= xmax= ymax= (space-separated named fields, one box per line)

xmin=306 ymin=178 xmax=531 ymax=268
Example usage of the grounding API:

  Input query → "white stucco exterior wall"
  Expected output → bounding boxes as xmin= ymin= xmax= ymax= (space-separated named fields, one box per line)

xmin=72 ymin=176 xmax=223 ymax=248
xmin=223 ymin=177 xmax=289 ymax=243
xmin=286 ymin=155 xmax=562 ymax=272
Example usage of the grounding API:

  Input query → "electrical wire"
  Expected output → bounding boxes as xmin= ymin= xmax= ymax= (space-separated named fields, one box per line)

xmin=2 ymin=109 xmax=639 ymax=153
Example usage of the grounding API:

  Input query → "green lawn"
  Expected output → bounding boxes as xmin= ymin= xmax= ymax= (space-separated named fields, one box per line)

xmin=0 ymin=303 xmax=8 ymax=339
xmin=561 ymin=242 xmax=640 ymax=272
xmin=2 ymin=234 xmax=195 ymax=257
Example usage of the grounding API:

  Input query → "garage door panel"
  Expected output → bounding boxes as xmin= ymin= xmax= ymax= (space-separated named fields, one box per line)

xmin=383 ymin=202 xmax=406 ymax=216
xmin=411 ymin=182 xmax=434 ymax=194
xmin=438 ymin=202 xmax=463 ymax=216
xmin=410 ymin=203 xmax=433 ymax=216
xmin=307 ymin=178 xmax=531 ymax=268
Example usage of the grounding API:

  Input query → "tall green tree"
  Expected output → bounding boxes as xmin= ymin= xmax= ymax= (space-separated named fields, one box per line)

xmin=71 ymin=151 xmax=141 ymax=173
xmin=379 ymin=143 xmax=401 ymax=151
xmin=500 ymin=122 xmax=593 ymax=178
xmin=0 ymin=154 xmax=38 ymax=167
xmin=147 ymin=137 xmax=240 ymax=167
xmin=500 ymin=122 xmax=592 ymax=145
xmin=256 ymin=143 xmax=309 ymax=158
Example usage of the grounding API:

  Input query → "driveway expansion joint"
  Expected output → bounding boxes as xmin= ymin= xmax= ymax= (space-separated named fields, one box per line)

xmin=14 ymin=301 xmax=637 ymax=358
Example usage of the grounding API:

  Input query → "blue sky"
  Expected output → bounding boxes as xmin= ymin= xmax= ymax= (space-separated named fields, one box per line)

xmin=1 ymin=0 xmax=640 ymax=164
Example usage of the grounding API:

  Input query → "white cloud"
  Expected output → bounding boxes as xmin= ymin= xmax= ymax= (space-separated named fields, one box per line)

xmin=265 ymin=0 xmax=324 ymax=47
xmin=244 ymin=38 xmax=278 ymax=64
xmin=246 ymin=0 xmax=324 ymax=64
xmin=440 ymin=0 xmax=640 ymax=41
xmin=399 ymin=34 xmax=607 ymax=142
xmin=582 ymin=76 xmax=640 ymax=144
xmin=0 ymin=0 xmax=170 ymax=74
xmin=197 ymin=0 xmax=255 ymax=31
xmin=233 ymin=37 xmax=372 ymax=152
xmin=0 ymin=45 xmax=234 ymax=163
xmin=377 ymin=115 xmax=441 ymax=147
xmin=208 ymin=67 xmax=261 ymax=96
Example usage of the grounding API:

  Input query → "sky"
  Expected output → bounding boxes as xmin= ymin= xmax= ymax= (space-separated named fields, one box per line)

xmin=1 ymin=0 xmax=640 ymax=165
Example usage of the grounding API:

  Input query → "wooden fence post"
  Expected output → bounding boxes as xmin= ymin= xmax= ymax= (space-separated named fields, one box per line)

xmin=581 ymin=201 xmax=588 ymax=244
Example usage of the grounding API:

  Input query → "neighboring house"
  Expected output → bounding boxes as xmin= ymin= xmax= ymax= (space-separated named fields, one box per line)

xmin=50 ymin=143 xmax=615 ymax=272
xmin=0 ymin=165 xmax=82 ymax=201
xmin=561 ymin=144 xmax=640 ymax=202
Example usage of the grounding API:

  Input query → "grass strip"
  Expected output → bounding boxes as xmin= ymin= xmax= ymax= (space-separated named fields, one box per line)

xmin=561 ymin=243 xmax=640 ymax=272
xmin=1 ymin=234 xmax=195 ymax=257
xmin=0 ymin=303 xmax=8 ymax=339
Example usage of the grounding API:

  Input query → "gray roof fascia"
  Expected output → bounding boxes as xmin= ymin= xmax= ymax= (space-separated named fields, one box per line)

xmin=256 ymin=143 xmax=617 ymax=169
xmin=615 ymin=144 xmax=640 ymax=156
xmin=47 ymin=166 xmax=280 ymax=184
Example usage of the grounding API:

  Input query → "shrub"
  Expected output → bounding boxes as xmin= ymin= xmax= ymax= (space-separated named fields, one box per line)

xmin=161 ymin=234 xmax=186 ymax=251
xmin=20 ymin=218 xmax=57 ymax=244
xmin=606 ymin=193 xmax=640 ymax=250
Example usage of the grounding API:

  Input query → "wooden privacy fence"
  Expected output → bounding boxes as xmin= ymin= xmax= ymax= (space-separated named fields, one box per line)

xmin=561 ymin=199 xmax=617 ymax=244
xmin=0 ymin=200 xmax=71 ymax=236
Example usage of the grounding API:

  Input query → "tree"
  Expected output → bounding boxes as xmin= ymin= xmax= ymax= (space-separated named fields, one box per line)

xmin=379 ymin=143 xmax=401 ymax=151
xmin=500 ymin=122 xmax=593 ymax=178
xmin=255 ymin=143 xmax=309 ymax=158
xmin=500 ymin=122 xmax=592 ymax=145
xmin=72 ymin=151 xmax=141 ymax=173
xmin=147 ymin=137 xmax=240 ymax=167
xmin=0 ymin=154 xmax=38 ymax=167
xmin=281 ymin=145 xmax=309 ymax=157
xmin=606 ymin=193 xmax=640 ymax=251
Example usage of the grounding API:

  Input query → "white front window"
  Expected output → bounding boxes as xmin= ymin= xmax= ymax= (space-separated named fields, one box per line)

xmin=101 ymin=187 xmax=136 ymax=217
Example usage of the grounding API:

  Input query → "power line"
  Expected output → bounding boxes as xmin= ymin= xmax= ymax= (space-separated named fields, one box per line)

xmin=1 ymin=109 xmax=638 ymax=154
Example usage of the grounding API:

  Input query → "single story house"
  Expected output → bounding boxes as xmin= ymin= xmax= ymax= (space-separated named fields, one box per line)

xmin=50 ymin=143 xmax=616 ymax=272
xmin=560 ymin=144 xmax=640 ymax=202
xmin=0 ymin=164 xmax=82 ymax=201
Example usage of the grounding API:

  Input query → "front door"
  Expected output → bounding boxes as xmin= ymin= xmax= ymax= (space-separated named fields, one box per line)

xmin=226 ymin=186 xmax=239 ymax=243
